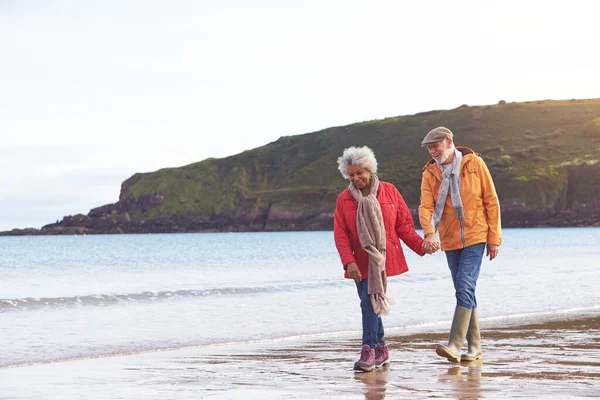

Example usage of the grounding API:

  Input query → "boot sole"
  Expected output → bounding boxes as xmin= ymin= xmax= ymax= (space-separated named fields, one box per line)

xmin=375 ymin=359 xmax=391 ymax=368
xmin=461 ymin=354 xmax=483 ymax=363
xmin=354 ymin=362 xmax=375 ymax=372
xmin=436 ymin=346 xmax=460 ymax=363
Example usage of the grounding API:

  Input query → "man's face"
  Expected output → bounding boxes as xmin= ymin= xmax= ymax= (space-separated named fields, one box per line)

xmin=425 ymin=139 xmax=453 ymax=164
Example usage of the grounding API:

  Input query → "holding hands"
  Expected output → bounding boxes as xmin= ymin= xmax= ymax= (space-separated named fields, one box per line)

xmin=347 ymin=234 xmax=442 ymax=282
xmin=422 ymin=233 xmax=440 ymax=255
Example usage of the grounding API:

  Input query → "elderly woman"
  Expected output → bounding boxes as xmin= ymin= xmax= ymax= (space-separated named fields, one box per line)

xmin=334 ymin=146 xmax=436 ymax=372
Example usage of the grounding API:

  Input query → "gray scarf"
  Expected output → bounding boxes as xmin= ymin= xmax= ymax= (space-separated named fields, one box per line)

xmin=432 ymin=149 xmax=464 ymax=231
xmin=348 ymin=174 xmax=394 ymax=316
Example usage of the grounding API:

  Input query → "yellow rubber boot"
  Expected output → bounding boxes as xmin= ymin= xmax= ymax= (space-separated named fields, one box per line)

xmin=436 ymin=306 xmax=471 ymax=363
xmin=461 ymin=308 xmax=483 ymax=362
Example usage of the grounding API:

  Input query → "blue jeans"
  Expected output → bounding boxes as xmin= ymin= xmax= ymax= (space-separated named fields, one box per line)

xmin=356 ymin=279 xmax=384 ymax=348
xmin=445 ymin=243 xmax=485 ymax=310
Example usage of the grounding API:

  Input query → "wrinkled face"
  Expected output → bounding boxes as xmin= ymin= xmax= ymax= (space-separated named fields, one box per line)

xmin=425 ymin=139 xmax=454 ymax=164
xmin=347 ymin=164 xmax=372 ymax=191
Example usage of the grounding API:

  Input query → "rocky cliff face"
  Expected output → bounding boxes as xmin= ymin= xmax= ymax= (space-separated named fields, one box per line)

xmin=34 ymin=184 xmax=339 ymax=235
xmin=6 ymin=199 xmax=599 ymax=237
xmin=3 ymin=98 xmax=600 ymax=236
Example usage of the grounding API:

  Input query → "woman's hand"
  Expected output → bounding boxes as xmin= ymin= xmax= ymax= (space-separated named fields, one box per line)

xmin=346 ymin=262 xmax=362 ymax=282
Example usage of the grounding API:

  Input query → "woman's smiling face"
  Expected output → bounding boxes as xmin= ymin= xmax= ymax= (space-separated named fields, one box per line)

xmin=347 ymin=164 xmax=372 ymax=191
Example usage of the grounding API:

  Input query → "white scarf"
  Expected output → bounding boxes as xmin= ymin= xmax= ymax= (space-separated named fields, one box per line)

xmin=432 ymin=149 xmax=464 ymax=231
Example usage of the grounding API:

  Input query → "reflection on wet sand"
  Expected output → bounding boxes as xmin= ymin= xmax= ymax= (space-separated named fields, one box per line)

xmin=0 ymin=313 xmax=598 ymax=399
xmin=438 ymin=363 xmax=482 ymax=400
xmin=354 ymin=365 xmax=390 ymax=400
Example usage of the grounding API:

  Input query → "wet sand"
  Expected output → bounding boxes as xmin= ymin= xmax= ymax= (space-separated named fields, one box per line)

xmin=1 ymin=312 xmax=599 ymax=399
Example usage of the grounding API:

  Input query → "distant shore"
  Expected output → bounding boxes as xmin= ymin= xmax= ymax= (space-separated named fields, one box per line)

xmin=1 ymin=311 xmax=598 ymax=399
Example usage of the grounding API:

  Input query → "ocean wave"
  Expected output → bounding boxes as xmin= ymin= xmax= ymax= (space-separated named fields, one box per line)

xmin=0 ymin=281 xmax=347 ymax=312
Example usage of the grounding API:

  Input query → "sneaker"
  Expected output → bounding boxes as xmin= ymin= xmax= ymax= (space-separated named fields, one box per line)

xmin=374 ymin=344 xmax=390 ymax=367
xmin=354 ymin=345 xmax=375 ymax=372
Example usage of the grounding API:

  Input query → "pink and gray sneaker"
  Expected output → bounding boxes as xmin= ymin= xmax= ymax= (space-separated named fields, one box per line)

xmin=354 ymin=344 xmax=375 ymax=372
xmin=375 ymin=344 xmax=390 ymax=367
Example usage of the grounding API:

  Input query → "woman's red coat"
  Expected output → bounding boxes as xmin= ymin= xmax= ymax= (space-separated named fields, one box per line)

xmin=334 ymin=181 xmax=425 ymax=279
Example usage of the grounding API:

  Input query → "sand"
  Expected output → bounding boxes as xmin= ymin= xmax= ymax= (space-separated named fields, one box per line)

xmin=1 ymin=312 xmax=599 ymax=399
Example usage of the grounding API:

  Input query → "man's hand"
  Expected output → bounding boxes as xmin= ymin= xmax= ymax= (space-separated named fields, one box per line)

xmin=422 ymin=233 xmax=440 ymax=254
xmin=486 ymin=244 xmax=499 ymax=261
xmin=346 ymin=262 xmax=362 ymax=282
xmin=422 ymin=241 xmax=434 ymax=254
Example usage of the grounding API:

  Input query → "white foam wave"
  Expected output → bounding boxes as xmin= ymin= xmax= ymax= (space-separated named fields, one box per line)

xmin=0 ymin=281 xmax=347 ymax=312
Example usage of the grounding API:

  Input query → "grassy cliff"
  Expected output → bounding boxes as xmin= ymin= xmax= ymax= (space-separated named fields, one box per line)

xmin=115 ymin=99 xmax=600 ymax=229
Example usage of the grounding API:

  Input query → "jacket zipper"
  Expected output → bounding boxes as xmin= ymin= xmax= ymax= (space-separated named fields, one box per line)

xmin=458 ymin=160 xmax=468 ymax=248
xmin=459 ymin=218 xmax=466 ymax=248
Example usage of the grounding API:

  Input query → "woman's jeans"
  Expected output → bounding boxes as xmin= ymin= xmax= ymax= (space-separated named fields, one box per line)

xmin=445 ymin=242 xmax=486 ymax=310
xmin=356 ymin=278 xmax=384 ymax=348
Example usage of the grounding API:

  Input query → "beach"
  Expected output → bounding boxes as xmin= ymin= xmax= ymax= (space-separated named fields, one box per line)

xmin=1 ymin=311 xmax=598 ymax=399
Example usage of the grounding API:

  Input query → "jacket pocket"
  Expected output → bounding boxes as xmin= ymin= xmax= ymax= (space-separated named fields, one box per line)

xmin=385 ymin=236 xmax=399 ymax=272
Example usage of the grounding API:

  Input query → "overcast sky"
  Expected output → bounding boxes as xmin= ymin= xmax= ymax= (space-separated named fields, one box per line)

xmin=1 ymin=0 xmax=599 ymax=230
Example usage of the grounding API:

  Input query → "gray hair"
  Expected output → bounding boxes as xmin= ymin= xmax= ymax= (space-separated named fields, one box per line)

xmin=337 ymin=146 xmax=378 ymax=179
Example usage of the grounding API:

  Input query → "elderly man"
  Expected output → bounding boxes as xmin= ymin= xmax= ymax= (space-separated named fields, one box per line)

xmin=419 ymin=126 xmax=502 ymax=363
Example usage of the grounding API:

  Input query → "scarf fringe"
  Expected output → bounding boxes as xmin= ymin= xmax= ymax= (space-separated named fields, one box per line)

xmin=370 ymin=292 xmax=395 ymax=317
xmin=454 ymin=205 xmax=464 ymax=220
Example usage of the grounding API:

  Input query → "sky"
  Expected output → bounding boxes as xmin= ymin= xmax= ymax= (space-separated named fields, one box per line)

xmin=1 ymin=0 xmax=599 ymax=230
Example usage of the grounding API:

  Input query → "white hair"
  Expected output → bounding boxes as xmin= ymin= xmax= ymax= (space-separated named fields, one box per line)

xmin=337 ymin=146 xmax=378 ymax=179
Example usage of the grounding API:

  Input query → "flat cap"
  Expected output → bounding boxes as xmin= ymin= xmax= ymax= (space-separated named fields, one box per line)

xmin=421 ymin=126 xmax=454 ymax=146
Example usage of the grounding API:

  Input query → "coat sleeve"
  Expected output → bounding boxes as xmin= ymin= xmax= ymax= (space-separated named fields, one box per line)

xmin=419 ymin=170 xmax=436 ymax=237
xmin=478 ymin=158 xmax=502 ymax=246
xmin=333 ymin=194 xmax=356 ymax=268
xmin=393 ymin=186 xmax=425 ymax=256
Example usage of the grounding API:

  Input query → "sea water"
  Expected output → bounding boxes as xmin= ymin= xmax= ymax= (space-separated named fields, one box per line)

xmin=1 ymin=228 xmax=599 ymax=368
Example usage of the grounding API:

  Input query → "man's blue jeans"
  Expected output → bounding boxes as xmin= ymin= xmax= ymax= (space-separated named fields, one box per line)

xmin=445 ymin=242 xmax=486 ymax=310
xmin=356 ymin=279 xmax=384 ymax=348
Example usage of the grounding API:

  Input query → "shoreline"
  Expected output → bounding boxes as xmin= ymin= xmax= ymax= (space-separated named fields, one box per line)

xmin=1 ymin=310 xmax=599 ymax=399
xmin=2 ymin=306 xmax=598 ymax=370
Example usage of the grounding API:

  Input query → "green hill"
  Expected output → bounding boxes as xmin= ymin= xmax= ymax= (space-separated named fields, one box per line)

xmin=6 ymin=98 xmax=600 ymax=236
